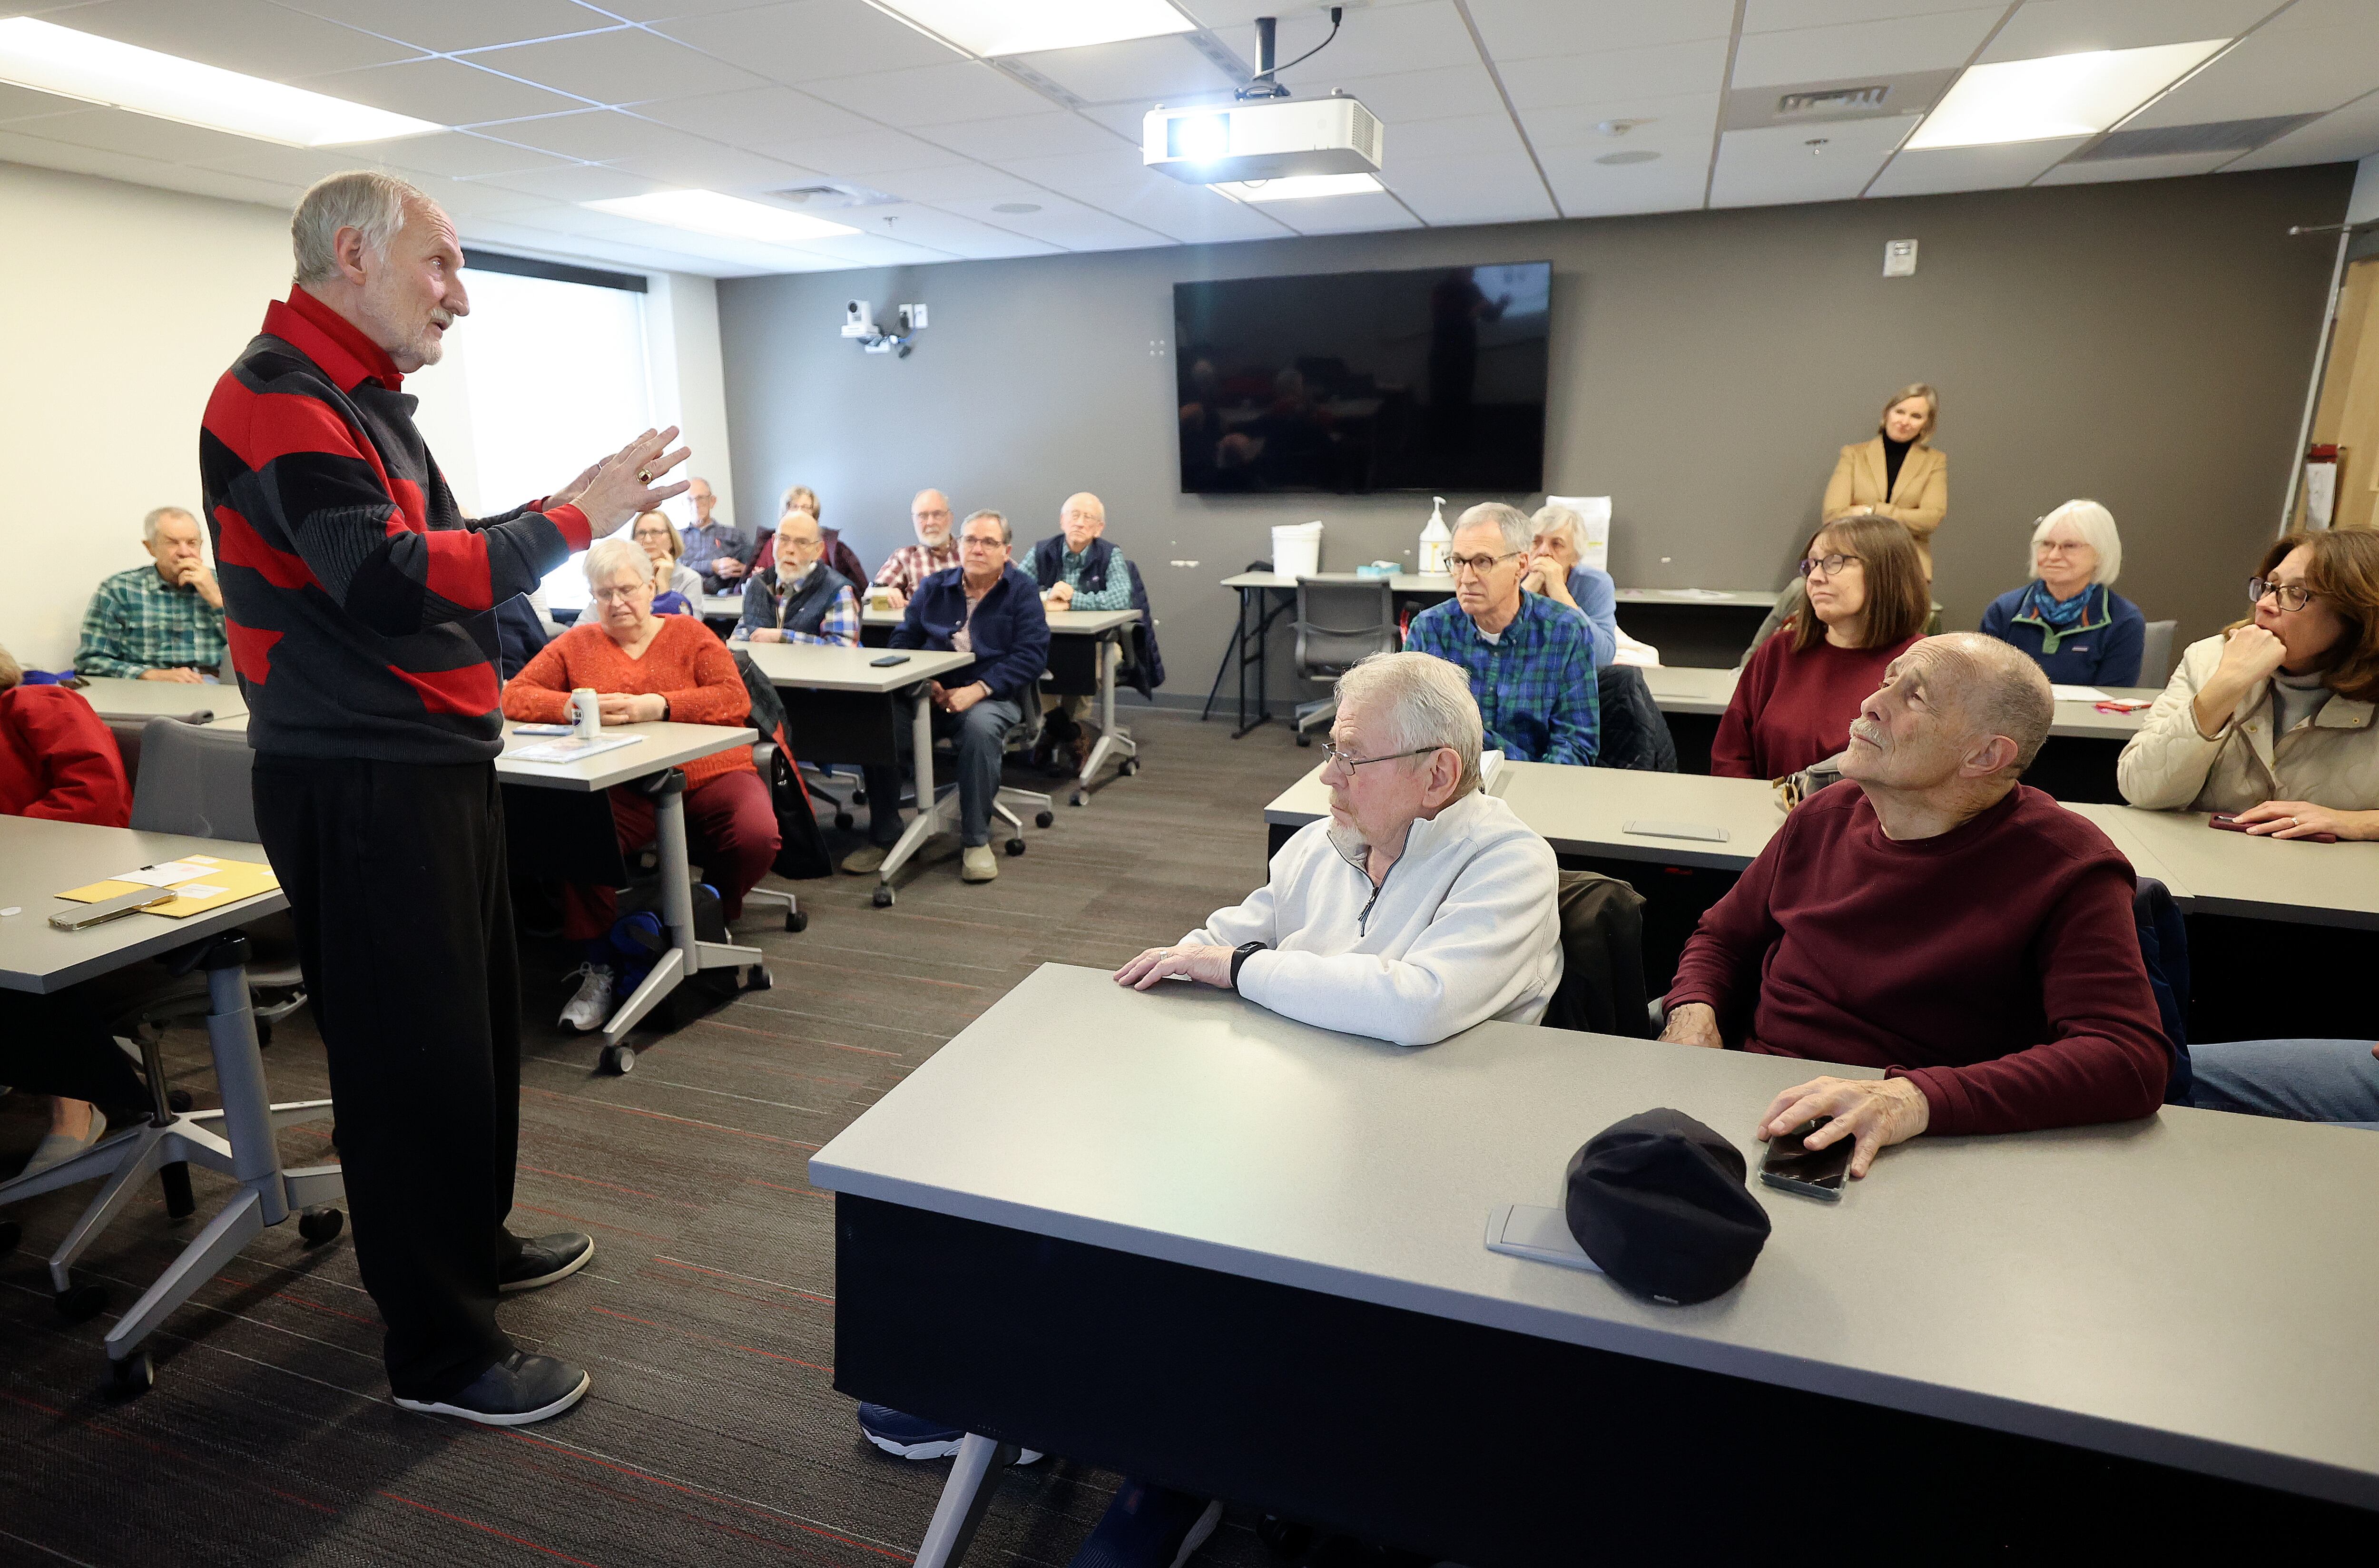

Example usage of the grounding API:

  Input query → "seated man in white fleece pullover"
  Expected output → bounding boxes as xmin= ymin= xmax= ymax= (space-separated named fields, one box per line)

xmin=1116 ymin=648 xmax=1563 ymax=1045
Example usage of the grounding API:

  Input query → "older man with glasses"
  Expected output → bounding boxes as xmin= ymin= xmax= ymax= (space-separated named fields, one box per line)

xmin=851 ymin=651 xmax=1562 ymax=1552
xmin=1401 ymin=501 xmax=1600 ymax=765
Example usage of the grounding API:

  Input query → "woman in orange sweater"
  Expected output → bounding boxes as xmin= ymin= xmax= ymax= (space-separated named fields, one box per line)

xmin=504 ymin=539 xmax=779 ymax=1030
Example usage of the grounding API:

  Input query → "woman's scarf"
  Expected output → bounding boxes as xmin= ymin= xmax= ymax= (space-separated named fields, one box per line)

xmin=2010 ymin=580 xmax=2107 ymax=656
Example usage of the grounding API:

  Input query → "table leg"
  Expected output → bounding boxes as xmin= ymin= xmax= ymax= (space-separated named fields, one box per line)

xmin=875 ymin=685 xmax=946 ymax=903
xmin=1233 ymin=588 xmax=1287 ymax=739
xmin=1072 ymin=634 xmax=1140 ymax=807
xmin=1199 ymin=592 xmax=1247 ymax=724
xmin=602 ymin=771 xmax=761 ymax=1046
xmin=914 ymin=1433 xmax=1020 ymax=1568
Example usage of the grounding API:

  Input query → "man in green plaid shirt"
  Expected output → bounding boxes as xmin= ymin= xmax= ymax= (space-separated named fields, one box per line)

xmin=1401 ymin=501 xmax=1600 ymax=765
xmin=75 ymin=507 xmax=229 ymax=683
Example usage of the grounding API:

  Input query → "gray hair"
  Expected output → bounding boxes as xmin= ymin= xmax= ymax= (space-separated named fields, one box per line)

xmin=583 ymin=535 xmax=657 ymax=590
xmin=1923 ymin=632 xmax=2054 ymax=774
xmin=1530 ymin=504 xmax=1582 ymax=550
xmin=1335 ymin=651 xmax=1485 ymax=797
xmin=960 ymin=508 xmax=1011 ymax=547
xmin=1454 ymin=502 xmax=1532 ymax=556
xmin=142 ymin=506 xmax=196 ymax=544
xmin=2030 ymin=499 xmax=2122 ymax=588
xmin=292 ymin=170 xmax=428 ymax=286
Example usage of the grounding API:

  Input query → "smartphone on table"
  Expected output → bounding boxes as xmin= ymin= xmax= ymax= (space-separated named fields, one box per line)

xmin=1759 ymin=1117 xmax=1852 ymax=1202
xmin=2209 ymin=813 xmax=2337 ymax=844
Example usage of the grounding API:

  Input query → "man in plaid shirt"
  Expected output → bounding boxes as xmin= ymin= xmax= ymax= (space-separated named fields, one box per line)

xmin=75 ymin=507 xmax=229 ymax=682
xmin=872 ymin=488 xmax=960 ymax=608
xmin=1400 ymin=502 xmax=1600 ymax=765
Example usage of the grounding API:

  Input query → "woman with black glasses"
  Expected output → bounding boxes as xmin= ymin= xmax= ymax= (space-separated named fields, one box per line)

xmin=2117 ymin=529 xmax=2379 ymax=838
xmin=1712 ymin=512 xmax=1932 ymax=779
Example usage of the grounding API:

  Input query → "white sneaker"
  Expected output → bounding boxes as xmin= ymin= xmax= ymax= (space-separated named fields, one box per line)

xmin=560 ymin=964 xmax=615 ymax=1033
xmin=961 ymin=844 xmax=998 ymax=882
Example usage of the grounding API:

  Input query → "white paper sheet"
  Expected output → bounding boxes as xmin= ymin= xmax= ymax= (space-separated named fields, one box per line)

xmin=2051 ymin=685 xmax=2110 ymax=702
xmin=112 ymin=860 xmax=215 ymax=888
xmin=507 ymin=734 xmax=647 ymax=764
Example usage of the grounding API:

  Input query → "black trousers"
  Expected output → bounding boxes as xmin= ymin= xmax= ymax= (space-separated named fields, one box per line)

xmin=252 ymin=754 xmax=527 ymax=1400
xmin=0 ymin=991 xmax=150 ymax=1110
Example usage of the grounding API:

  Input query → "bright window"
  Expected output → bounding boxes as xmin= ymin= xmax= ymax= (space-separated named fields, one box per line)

xmin=456 ymin=265 xmax=654 ymax=609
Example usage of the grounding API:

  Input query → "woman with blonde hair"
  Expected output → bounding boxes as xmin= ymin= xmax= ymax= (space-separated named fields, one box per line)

xmin=1713 ymin=512 xmax=1931 ymax=779
xmin=1979 ymin=500 xmax=2146 ymax=686
xmin=630 ymin=509 xmax=704 ymax=613
xmin=2118 ymin=528 xmax=2379 ymax=839
xmin=1823 ymin=382 xmax=1947 ymax=578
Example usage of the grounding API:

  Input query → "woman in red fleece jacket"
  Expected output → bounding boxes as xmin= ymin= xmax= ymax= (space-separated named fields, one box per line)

xmin=0 ymin=645 xmax=146 ymax=1178
xmin=503 ymin=539 xmax=778 ymax=1032
xmin=1714 ymin=512 xmax=1930 ymax=780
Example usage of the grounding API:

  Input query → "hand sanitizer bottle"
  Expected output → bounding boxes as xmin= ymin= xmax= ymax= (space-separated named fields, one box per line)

xmin=1418 ymin=496 xmax=1451 ymax=576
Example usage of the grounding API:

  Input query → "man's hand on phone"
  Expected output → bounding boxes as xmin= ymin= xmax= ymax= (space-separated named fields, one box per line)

xmin=1756 ymin=1076 xmax=1929 ymax=1179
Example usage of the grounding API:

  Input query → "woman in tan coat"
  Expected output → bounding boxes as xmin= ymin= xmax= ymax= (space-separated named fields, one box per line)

xmin=1824 ymin=383 xmax=1947 ymax=579
xmin=2117 ymin=529 xmax=2379 ymax=838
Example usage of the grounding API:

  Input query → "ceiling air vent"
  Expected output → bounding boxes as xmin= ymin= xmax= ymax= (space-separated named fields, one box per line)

xmin=766 ymin=181 xmax=902 ymax=209
xmin=2073 ymin=114 xmax=2322 ymax=161
xmin=1779 ymin=85 xmax=1889 ymax=116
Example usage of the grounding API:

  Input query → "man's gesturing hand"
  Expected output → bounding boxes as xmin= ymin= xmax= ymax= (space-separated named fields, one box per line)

xmin=573 ymin=427 xmax=692 ymax=537
xmin=1756 ymin=1076 xmax=1930 ymax=1179
xmin=1659 ymin=1001 xmax=1723 ymax=1049
xmin=1113 ymin=944 xmax=1236 ymax=991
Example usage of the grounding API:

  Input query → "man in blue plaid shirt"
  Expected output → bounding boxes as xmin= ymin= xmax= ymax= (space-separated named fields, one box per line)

xmin=1400 ymin=502 xmax=1599 ymax=764
xmin=75 ymin=507 xmax=229 ymax=683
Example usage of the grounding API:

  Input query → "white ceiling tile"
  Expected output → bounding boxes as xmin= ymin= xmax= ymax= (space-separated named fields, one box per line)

xmin=475 ymin=162 xmax=671 ymax=202
xmin=2035 ymin=150 xmax=2238 ymax=184
xmin=1321 ymin=64 xmax=1508 ymax=124
xmin=1499 ymin=38 xmax=1732 ymax=108
xmin=1539 ymin=145 xmax=1711 ymax=217
xmin=1383 ymin=152 xmax=1557 ymax=225
xmin=2124 ymin=19 xmax=2379 ymax=127
xmin=280 ymin=0 xmax=619 ymax=54
xmin=411 ymin=177 xmax=572 ymax=219
xmin=461 ymin=26 xmax=770 ymax=104
xmin=1387 ymin=112 xmax=1528 ymax=161
xmin=474 ymin=108 xmax=706 ymax=162
xmin=51 ymin=0 xmax=422 ymax=79
xmin=651 ymin=1 xmax=964 ymax=85
xmin=1175 ymin=0 xmax=1439 ymax=28
xmin=185 ymin=140 xmax=405 ymax=187
xmin=916 ymin=111 xmax=1130 ymax=162
xmin=10 ymin=106 xmax=287 ymax=166
xmin=0 ymin=126 xmax=301 ymax=204
xmin=934 ymin=193 xmax=1167 ymax=251
xmin=1079 ymin=99 xmax=1170 ymax=139
xmin=1092 ymin=175 xmax=1295 ymax=241
xmin=1745 ymin=0 xmax=2012 ymax=29
xmin=1466 ymin=0 xmax=1738 ymax=62
xmin=2224 ymin=89 xmax=2379 ymax=170
xmin=609 ymin=142 xmax=821 ymax=191
xmin=796 ymin=224 xmax=1002 ymax=265
xmin=1008 ymin=36 xmax=1234 ymax=105
xmin=803 ymin=202 xmax=1064 ymax=259
xmin=997 ymin=147 xmax=1158 ymax=201
xmin=1865 ymin=134 xmax=2087 ymax=196
xmin=759 ymin=126 xmax=973 ymax=175
xmin=1978 ymin=0 xmax=2280 ymax=63
xmin=344 ymin=130 xmax=578 ymax=180
xmin=300 ymin=58 xmax=592 ymax=126
xmin=1733 ymin=8 xmax=2004 ymax=88
xmin=1517 ymin=91 xmax=1722 ymax=151
xmin=870 ymin=162 xmax=1043 ymax=203
xmin=799 ymin=59 xmax=1055 ymax=126
xmin=0 ymin=81 xmax=84 ymax=122
xmin=1708 ymin=113 xmax=1917 ymax=205
xmin=633 ymin=85 xmax=876 ymax=145
xmin=1258 ymin=2 xmax=1479 ymax=85
xmin=1251 ymin=189 xmax=1422 ymax=235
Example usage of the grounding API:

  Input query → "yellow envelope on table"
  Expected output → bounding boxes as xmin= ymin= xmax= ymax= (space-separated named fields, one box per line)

xmin=57 ymin=855 xmax=281 ymax=918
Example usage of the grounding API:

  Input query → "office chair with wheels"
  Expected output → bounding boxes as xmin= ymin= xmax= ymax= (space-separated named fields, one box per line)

xmin=744 ymin=739 xmax=806 ymax=932
xmin=1290 ymin=578 xmax=1397 ymax=745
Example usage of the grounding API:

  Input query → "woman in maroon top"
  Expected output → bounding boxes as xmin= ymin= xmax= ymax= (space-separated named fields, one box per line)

xmin=1713 ymin=512 xmax=1930 ymax=779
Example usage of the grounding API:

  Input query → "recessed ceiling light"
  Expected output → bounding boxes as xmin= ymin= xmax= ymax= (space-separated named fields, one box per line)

xmin=991 ymin=201 xmax=1042 ymax=213
xmin=1595 ymin=150 xmax=1660 ymax=166
xmin=1210 ymin=172 xmax=1383 ymax=203
xmin=0 ymin=17 xmax=440 ymax=147
xmin=875 ymin=0 xmax=1194 ymax=58
xmin=585 ymin=191 xmax=860 ymax=245
xmin=1908 ymin=40 xmax=2228 ymax=149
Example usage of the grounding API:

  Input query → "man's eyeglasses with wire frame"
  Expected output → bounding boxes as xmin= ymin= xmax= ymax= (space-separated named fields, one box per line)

xmin=1319 ymin=743 xmax=1441 ymax=775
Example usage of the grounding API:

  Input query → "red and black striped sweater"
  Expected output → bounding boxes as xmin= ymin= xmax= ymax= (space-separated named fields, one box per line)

xmin=199 ymin=287 xmax=590 ymax=764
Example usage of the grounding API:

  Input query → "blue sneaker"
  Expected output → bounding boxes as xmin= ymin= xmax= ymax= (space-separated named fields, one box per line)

xmin=1071 ymin=1480 xmax=1222 ymax=1568
xmin=854 ymin=1402 xmax=1042 ymax=1464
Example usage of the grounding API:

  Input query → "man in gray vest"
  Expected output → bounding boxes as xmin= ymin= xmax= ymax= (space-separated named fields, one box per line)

xmin=731 ymin=510 xmax=860 ymax=647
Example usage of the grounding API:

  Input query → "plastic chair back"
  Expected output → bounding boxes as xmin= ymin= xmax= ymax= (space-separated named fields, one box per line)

xmin=1293 ymin=578 xmax=1396 ymax=681
xmin=128 ymin=717 xmax=259 ymax=842
xmin=2140 ymin=620 xmax=2177 ymax=687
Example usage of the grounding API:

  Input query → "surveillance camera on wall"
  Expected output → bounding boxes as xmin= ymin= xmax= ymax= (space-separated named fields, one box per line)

xmin=841 ymin=299 xmax=875 ymax=338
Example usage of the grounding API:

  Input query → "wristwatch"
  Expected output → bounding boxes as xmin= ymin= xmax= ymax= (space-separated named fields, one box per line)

xmin=1229 ymin=941 xmax=1266 ymax=989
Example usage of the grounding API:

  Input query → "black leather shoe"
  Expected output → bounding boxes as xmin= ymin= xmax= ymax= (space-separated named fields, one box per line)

xmin=499 ymin=1232 xmax=594 ymax=1294
xmin=394 ymin=1352 xmax=590 ymax=1426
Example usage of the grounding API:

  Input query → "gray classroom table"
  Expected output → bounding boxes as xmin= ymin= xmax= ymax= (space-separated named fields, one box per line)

xmin=1637 ymin=666 xmax=2161 ymax=740
xmin=0 ymin=815 xmax=339 ymax=1390
xmin=698 ymin=592 xmax=747 ymax=622
xmin=2065 ymin=801 xmax=2379 ymax=931
xmin=67 ymin=676 xmax=246 ymax=725
xmin=813 ymin=964 xmax=2379 ymax=1562
xmin=857 ymin=607 xmax=1143 ymax=806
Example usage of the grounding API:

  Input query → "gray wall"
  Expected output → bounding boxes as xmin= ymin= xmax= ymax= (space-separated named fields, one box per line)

xmin=720 ymin=165 xmax=2351 ymax=701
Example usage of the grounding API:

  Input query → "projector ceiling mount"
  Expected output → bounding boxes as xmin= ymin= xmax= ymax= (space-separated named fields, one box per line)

xmin=1239 ymin=8 xmax=1344 ymax=102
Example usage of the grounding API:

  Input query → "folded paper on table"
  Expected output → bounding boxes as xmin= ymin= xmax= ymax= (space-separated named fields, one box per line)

xmin=2051 ymin=685 xmax=2111 ymax=702
xmin=507 ymin=734 xmax=647 ymax=764
xmin=59 ymin=856 xmax=280 ymax=918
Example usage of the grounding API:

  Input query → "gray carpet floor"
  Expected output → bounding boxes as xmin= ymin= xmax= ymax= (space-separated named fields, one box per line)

xmin=0 ymin=705 xmax=1325 ymax=1568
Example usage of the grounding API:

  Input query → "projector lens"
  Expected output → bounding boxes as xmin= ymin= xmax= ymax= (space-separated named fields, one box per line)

xmin=1168 ymin=113 xmax=1229 ymax=163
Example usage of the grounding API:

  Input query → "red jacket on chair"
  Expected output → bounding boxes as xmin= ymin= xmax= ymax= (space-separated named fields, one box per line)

xmin=0 ymin=685 xmax=132 ymax=826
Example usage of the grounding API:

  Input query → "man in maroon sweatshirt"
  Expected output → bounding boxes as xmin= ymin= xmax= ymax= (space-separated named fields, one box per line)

xmin=1663 ymin=633 xmax=2170 ymax=1178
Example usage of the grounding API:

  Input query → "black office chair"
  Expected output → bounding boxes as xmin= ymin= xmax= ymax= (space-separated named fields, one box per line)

xmin=1291 ymin=578 xmax=1397 ymax=745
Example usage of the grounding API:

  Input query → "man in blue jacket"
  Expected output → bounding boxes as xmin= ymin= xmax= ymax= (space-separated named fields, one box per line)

xmin=845 ymin=509 xmax=1050 ymax=883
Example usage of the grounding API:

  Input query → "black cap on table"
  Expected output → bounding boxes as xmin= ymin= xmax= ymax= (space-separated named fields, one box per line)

xmin=1564 ymin=1108 xmax=1772 ymax=1305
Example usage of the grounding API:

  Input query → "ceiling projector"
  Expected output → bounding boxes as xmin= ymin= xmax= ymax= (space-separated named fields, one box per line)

xmin=1142 ymin=96 xmax=1382 ymax=185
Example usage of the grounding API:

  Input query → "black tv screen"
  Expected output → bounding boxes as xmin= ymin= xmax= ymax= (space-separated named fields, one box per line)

xmin=1173 ymin=261 xmax=1551 ymax=495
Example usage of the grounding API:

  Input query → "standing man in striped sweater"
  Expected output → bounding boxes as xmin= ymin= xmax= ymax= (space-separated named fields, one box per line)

xmin=200 ymin=170 xmax=689 ymax=1426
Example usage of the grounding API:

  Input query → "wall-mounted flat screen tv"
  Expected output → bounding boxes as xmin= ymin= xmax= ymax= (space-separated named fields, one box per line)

xmin=1173 ymin=261 xmax=1551 ymax=495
